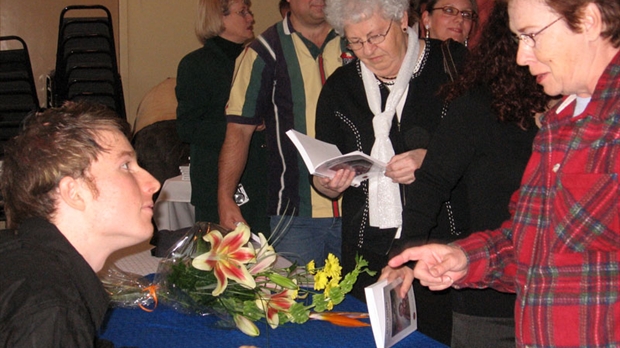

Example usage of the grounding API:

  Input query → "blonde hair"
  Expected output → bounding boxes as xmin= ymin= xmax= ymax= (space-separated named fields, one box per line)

xmin=195 ymin=0 xmax=252 ymax=44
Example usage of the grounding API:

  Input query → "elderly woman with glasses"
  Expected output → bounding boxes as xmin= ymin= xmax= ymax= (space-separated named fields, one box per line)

xmin=313 ymin=0 xmax=467 ymax=343
xmin=421 ymin=0 xmax=478 ymax=46
xmin=176 ymin=0 xmax=269 ymax=233
xmin=388 ymin=0 xmax=620 ymax=346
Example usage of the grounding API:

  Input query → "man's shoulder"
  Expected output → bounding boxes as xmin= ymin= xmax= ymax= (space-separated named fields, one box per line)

xmin=250 ymin=22 xmax=283 ymax=50
xmin=0 ymin=229 xmax=20 ymax=253
xmin=0 ymin=245 xmax=84 ymax=319
xmin=0 ymin=275 xmax=98 ymax=347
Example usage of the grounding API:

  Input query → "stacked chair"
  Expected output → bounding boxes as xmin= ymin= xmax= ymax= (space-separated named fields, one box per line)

xmin=51 ymin=5 xmax=126 ymax=119
xmin=0 ymin=35 xmax=40 ymax=158
xmin=0 ymin=35 xmax=39 ymax=221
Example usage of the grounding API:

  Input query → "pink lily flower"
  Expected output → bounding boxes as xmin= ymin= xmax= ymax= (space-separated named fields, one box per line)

xmin=192 ymin=224 xmax=256 ymax=296
xmin=256 ymin=289 xmax=297 ymax=329
xmin=248 ymin=233 xmax=277 ymax=275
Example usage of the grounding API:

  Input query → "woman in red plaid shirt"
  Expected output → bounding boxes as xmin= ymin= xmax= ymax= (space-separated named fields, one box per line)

xmin=386 ymin=0 xmax=620 ymax=346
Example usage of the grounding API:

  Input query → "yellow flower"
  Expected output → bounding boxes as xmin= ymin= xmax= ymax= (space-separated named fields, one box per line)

xmin=314 ymin=272 xmax=328 ymax=290
xmin=323 ymin=253 xmax=342 ymax=279
xmin=306 ymin=260 xmax=316 ymax=274
xmin=329 ymin=275 xmax=341 ymax=288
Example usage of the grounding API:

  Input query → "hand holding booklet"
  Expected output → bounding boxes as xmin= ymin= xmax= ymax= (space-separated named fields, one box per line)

xmin=365 ymin=278 xmax=417 ymax=348
xmin=285 ymin=129 xmax=386 ymax=187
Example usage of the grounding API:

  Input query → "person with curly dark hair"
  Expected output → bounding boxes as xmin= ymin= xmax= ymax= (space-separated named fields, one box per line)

xmin=381 ymin=1 xmax=557 ymax=347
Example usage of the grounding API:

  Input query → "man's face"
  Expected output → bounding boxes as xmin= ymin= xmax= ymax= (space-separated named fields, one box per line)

xmin=289 ymin=0 xmax=326 ymax=26
xmin=83 ymin=130 xmax=160 ymax=248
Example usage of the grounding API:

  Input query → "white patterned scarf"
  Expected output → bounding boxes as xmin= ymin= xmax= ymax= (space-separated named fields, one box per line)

xmin=361 ymin=26 xmax=420 ymax=231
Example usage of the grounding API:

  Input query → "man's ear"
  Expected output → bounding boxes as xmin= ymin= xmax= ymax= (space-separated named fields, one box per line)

xmin=57 ymin=176 xmax=87 ymax=211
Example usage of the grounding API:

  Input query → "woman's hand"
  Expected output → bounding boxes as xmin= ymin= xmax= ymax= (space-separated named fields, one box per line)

xmin=389 ymin=243 xmax=469 ymax=291
xmin=380 ymin=265 xmax=415 ymax=298
xmin=385 ymin=149 xmax=427 ymax=184
xmin=312 ymin=168 xmax=356 ymax=198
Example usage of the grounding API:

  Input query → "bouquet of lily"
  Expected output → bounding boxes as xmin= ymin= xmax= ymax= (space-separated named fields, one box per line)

xmin=132 ymin=221 xmax=375 ymax=336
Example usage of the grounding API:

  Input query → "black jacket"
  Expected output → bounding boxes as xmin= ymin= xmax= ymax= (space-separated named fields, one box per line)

xmin=0 ymin=218 xmax=113 ymax=347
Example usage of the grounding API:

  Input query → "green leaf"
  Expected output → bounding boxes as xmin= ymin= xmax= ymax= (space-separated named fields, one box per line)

xmin=288 ymin=302 xmax=310 ymax=324
xmin=312 ymin=293 xmax=328 ymax=312
xmin=328 ymin=286 xmax=345 ymax=305
xmin=267 ymin=272 xmax=298 ymax=290
xmin=242 ymin=300 xmax=264 ymax=321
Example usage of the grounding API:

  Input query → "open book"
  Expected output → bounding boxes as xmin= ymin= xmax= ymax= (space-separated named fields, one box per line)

xmin=286 ymin=129 xmax=386 ymax=187
xmin=365 ymin=278 xmax=417 ymax=348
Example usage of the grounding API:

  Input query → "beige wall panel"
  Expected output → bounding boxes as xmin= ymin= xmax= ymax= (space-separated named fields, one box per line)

xmin=120 ymin=0 xmax=280 ymax=128
xmin=1 ymin=0 xmax=280 ymax=127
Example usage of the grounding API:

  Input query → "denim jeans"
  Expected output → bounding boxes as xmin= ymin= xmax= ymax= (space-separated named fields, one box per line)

xmin=270 ymin=215 xmax=341 ymax=267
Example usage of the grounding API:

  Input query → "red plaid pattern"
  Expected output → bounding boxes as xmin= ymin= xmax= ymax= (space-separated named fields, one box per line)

xmin=454 ymin=51 xmax=620 ymax=347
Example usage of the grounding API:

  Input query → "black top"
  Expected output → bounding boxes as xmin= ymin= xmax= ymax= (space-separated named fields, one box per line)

xmin=404 ymin=85 xmax=538 ymax=317
xmin=316 ymin=39 xmax=469 ymax=256
xmin=176 ymin=36 xmax=269 ymax=232
xmin=316 ymin=39 xmax=468 ymax=344
xmin=0 ymin=218 xmax=113 ymax=347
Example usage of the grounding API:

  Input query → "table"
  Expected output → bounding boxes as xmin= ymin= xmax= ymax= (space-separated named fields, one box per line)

xmin=153 ymin=175 xmax=195 ymax=231
xmin=100 ymin=294 xmax=448 ymax=348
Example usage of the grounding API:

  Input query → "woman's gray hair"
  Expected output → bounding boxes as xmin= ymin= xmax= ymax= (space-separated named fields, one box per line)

xmin=325 ymin=0 xmax=410 ymax=36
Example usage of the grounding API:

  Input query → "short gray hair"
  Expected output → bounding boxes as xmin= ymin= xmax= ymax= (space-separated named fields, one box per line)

xmin=325 ymin=0 xmax=409 ymax=36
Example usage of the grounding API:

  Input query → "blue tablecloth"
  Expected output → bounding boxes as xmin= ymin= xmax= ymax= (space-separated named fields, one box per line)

xmin=100 ymin=295 xmax=448 ymax=348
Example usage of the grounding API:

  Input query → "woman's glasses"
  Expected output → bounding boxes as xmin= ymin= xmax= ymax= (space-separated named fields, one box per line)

xmin=430 ymin=6 xmax=478 ymax=21
xmin=512 ymin=17 xmax=563 ymax=48
xmin=346 ymin=21 xmax=393 ymax=51
xmin=234 ymin=9 xmax=253 ymax=18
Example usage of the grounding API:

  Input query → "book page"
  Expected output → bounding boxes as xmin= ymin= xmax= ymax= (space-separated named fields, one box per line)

xmin=316 ymin=152 xmax=386 ymax=186
xmin=286 ymin=129 xmax=386 ymax=186
xmin=285 ymin=129 xmax=343 ymax=171
xmin=366 ymin=278 xmax=417 ymax=348
xmin=365 ymin=279 xmax=388 ymax=348
xmin=384 ymin=280 xmax=417 ymax=348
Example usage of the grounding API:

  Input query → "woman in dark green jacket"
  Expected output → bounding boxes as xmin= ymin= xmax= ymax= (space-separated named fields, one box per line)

xmin=176 ymin=0 xmax=269 ymax=233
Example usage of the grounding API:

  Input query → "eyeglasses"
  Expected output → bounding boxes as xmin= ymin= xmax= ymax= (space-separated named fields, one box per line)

xmin=346 ymin=21 xmax=393 ymax=51
xmin=231 ymin=8 xmax=253 ymax=18
xmin=513 ymin=17 xmax=562 ymax=48
xmin=430 ymin=6 xmax=478 ymax=21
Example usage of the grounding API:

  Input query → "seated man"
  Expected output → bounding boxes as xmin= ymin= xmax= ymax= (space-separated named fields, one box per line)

xmin=0 ymin=102 xmax=160 ymax=347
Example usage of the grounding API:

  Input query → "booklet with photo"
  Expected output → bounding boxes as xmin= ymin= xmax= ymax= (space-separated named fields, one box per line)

xmin=365 ymin=278 xmax=417 ymax=348
xmin=285 ymin=129 xmax=386 ymax=187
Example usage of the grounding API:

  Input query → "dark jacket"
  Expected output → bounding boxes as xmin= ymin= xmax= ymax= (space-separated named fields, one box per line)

xmin=404 ymin=85 xmax=538 ymax=317
xmin=0 ymin=218 xmax=113 ymax=347
xmin=176 ymin=36 xmax=269 ymax=233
